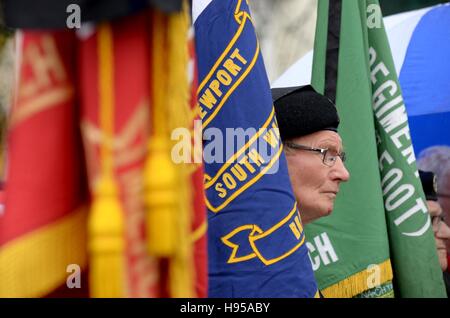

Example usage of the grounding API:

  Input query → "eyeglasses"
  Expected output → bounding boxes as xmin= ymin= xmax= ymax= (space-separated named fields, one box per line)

xmin=432 ymin=215 xmax=445 ymax=232
xmin=284 ymin=141 xmax=347 ymax=167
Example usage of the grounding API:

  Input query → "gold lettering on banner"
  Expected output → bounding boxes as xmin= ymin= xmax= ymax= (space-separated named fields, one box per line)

xmin=81 ymin=100 xmax=150 ymax=153
xmin=115 ymin=145 xmax=148 ymax=168
xmin=11 ymin=87 xmax=74 ymax=126
xmin=20 ymin=35 xmax=67 ymax=99
xmin=12 ymin=35 xmax=73 ymax=127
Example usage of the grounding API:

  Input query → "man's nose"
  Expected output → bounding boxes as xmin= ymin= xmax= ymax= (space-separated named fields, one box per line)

xmin=333 ymin=157 xmax=350 ymax=182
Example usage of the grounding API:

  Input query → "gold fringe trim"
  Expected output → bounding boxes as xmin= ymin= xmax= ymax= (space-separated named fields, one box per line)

xmin=166 ymin=0 xmax=196 ymax=298
xmin=321 ymin=259 xmax=394 ymax=298
xmin=0 ymin=208 xmax=87 ymax=297
xmin=145 ymin=0 xmax=196 ymax=297
xmin=88 ymin=175 xmax=126 ymax=298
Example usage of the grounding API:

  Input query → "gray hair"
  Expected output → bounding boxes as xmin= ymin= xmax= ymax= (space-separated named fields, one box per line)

xmin=417 ymin=146 xmax=450 ymax=190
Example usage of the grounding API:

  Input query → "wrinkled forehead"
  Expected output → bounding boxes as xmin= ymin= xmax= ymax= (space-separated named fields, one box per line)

xmin=302 ymin=130 xmax=343 ymax=149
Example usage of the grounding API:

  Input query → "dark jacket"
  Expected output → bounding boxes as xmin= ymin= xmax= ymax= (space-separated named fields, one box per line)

xmin=444 ymin=270 xmax=450 ymax=298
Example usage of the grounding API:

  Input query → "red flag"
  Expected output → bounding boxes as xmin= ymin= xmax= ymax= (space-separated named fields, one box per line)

xmin=0 ymin=3 xmax=207 ymax=298
xmin=0 ymin=30 xmax=88 ymax=297
xmin=78 ymin=12 xmax=160 ymax=297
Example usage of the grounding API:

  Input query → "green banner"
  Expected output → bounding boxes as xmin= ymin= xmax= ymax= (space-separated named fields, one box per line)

xmin=305 ymin=0 xmax=446 ymax=298
xmin=367 ymin=0 xmax=446 ymax=297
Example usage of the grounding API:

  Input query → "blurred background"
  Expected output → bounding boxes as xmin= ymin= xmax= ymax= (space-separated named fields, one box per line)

xmin=248 ymin=0 xmax=448 ymax=82
xmin=1 ymin=0 xmax=449 ymax=116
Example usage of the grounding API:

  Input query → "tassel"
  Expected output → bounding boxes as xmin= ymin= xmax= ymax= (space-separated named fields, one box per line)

xmin=88 ymin=175 xmax=125 ymax=298
xmin=144 ymin=10 xmax=178 ymax=257
xmin=144 ymin=137 xmax=177 ymax=256
xmin=144 ymin=1 xmax=195 ymax=296
xmin=88 ymin=23 xmax=125 ymax=297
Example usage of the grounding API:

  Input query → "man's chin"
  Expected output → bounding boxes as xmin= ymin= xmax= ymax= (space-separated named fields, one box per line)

xmin=318 ymin=202 xmax=334 ymax=218
xmin=300 ymin=201 xmax=334 ymax=224
xmin=324 ymin=199 xmax=335 ymax=214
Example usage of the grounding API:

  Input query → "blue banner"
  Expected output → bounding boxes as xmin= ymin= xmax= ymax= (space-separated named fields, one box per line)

xmin=399 ymin=5 xmax=450 ymax=155
xmin=195 ymin=0 xmax=318 ymax=297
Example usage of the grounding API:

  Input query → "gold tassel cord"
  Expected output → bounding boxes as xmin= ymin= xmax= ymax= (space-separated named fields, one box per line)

xmin=144 ymin=137 xmax=178 ymax=256
xmin=88 ymin=23 xmax=126 ymax=298
xmin=144 ymin=10 xmax=178 ymax=257
xmin=144 ymin=0 xmax=196 ymax=297
xmin=166 ymin=0 xmax=196 ymax=297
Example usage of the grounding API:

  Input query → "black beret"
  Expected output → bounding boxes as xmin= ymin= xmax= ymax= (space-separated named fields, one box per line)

xmin=271 ymin=85 xmax=340 ymax=141
xmin=419 ymin=170 xmax=438 ymax=201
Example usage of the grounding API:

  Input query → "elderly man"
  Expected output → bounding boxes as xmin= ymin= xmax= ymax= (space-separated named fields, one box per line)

xmin=418 ymin=146 xmax=450 ymax=265
xmin=272 ymin=85 xmax=350 ymax=224
xmin=419 ymin=170 xmax=450 ymax=296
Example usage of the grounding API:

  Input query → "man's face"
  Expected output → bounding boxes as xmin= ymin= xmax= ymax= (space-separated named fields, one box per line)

xmin=428 ymin=200 xmax=450 ymax=271
xmin=285 ymin=130 xmax=350 ymax=224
